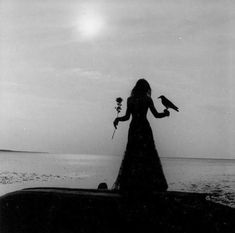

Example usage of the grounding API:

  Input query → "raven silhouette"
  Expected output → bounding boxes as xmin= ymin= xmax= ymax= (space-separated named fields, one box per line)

xmin=158 ymin=95 xmax=179 ymax=112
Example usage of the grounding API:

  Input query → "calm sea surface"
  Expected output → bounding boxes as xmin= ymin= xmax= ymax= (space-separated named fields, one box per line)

xmin=0 ymin=152 xmax=234 ymax=208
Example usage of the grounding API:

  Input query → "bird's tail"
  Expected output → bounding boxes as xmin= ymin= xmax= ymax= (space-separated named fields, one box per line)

xmin=171 ymin=106 xmax=179 ymax=112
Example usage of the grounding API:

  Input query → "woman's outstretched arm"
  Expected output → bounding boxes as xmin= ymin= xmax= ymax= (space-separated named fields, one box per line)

xmin=113 ymin=98 xmax=131 ymax=128
xmin=149 ymin=97 xmax=170 ymax=118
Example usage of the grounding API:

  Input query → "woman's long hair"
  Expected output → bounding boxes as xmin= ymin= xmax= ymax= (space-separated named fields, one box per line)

xmin=131 ymin=79 xmax=151 ymax=97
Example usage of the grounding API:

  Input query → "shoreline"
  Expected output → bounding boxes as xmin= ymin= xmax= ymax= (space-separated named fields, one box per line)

xmin=1 ymin=150 xmax=234 ymax=161
xmin=0 ymin=149 xmax=47 ymax=154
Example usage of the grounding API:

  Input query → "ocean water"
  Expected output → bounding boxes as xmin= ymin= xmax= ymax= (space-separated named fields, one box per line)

xmin=0 ymin=152 xmax=234 ymax=208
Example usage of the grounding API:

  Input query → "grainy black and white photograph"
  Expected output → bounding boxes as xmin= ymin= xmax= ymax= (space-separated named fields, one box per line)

xmin=0 ymin=0 xmax=235 ymax=232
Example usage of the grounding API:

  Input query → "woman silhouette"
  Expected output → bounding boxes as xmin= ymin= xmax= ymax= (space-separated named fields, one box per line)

xmin=113 ymin=79 xmax=169 ymax=193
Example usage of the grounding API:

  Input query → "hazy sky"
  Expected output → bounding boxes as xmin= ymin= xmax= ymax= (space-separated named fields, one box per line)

xmin=1 ymin=0 xmax=234 ymax=158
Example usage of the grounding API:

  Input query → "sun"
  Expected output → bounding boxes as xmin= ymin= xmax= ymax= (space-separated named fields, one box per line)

xmin=77 ymin=13 xmax=105 ymax=39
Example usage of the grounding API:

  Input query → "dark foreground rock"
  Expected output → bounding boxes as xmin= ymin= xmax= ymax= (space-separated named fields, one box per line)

xmin=0 ymin=188 xmax=234 ymax=233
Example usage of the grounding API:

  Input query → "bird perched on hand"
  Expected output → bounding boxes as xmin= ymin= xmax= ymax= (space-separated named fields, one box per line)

xmin=158 ymin=95 xmax=179 ymax=112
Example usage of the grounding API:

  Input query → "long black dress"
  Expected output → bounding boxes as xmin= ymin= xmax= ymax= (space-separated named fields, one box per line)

xmin=113 ymin=96 xmax=168 ymax=193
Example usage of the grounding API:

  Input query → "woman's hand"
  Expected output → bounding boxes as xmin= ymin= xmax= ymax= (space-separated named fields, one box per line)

xmin=164 ymin=109 xmax=170 ymax=117
xmin=113 ymin=118 xmax=119 ymax=129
